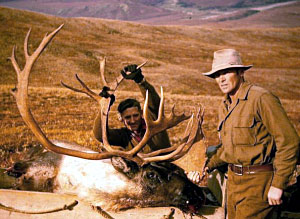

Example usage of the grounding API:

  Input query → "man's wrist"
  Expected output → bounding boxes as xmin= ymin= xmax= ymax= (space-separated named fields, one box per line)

xmin=137 ymin=77 xmax=146 ymax=84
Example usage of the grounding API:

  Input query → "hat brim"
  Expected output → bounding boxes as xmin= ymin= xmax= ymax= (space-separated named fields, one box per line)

xmin=202 ymin=65 xmax=253 ymax=78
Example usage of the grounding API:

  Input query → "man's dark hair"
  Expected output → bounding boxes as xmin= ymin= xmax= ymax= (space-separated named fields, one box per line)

xmin=117 ymin=98 xmax=141 ymax=114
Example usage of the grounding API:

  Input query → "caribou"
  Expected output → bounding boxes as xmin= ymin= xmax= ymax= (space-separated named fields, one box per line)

xmin=1 ymin=24 xmax=209 ymax=216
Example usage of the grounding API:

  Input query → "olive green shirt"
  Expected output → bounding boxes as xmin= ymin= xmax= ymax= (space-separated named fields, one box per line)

xmin=207 ymin=81 xmax=299 ymax=189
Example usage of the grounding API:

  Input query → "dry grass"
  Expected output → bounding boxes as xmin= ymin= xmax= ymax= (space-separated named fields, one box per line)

xmin=0 ymin=7 xmax=299 ymax=169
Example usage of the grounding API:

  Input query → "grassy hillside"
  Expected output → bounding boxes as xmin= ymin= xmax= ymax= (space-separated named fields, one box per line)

xmin=0 ymin=7 xmax=299 ymax=167
xmin=1 ymin=7 xmax=299 ymax=96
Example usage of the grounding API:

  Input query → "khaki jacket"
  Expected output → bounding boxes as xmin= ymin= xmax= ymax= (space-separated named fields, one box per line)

xmin=94 ymin=79 xmax=171 ymax=152
xmin=207 ymin=81 xmax=299 ymax=189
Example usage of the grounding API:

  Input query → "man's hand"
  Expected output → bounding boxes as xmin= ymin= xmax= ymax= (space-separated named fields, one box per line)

xmin=120 ymin=64 xmax=144 ymax=83
xmin=99 ymin=86 xmax=111 ymax=98
xmin=99 ymin=86 xmax=115 ymax=106
xmin=187 ymin=171 xmax=201 ymax=185
xmin=268 ymin=186 xmax=283 ymax=205
xmin=186 ymin=167 xmax=209 ymax=185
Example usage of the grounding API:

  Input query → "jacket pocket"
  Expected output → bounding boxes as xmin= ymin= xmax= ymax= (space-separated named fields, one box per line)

xmin=232 ymin=116 xmax=256 ymax=146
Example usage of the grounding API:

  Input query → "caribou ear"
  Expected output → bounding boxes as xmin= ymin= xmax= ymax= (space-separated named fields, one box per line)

xmin=111 ymin=157 xmax=140 ymax=179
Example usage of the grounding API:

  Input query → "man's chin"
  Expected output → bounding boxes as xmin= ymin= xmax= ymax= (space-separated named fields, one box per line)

xmin=128 ymin=126 xmax=139 ymax=132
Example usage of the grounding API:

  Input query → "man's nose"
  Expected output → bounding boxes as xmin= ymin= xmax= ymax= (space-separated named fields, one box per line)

xmin=219 ymin=74 xmax=225 ymax=81
xmin=129 ymin=116 xmax=135 ymax=123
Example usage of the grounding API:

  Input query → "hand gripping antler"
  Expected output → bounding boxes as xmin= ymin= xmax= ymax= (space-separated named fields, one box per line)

xmin=60 ymin=56 xmax=143 ymax=103
xmin=60 ymin=57 xmax=147 ymax=152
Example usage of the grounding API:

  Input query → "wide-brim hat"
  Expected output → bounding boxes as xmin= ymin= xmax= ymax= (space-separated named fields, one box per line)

xmin=202 ymin=49 xmax=253 ymax=78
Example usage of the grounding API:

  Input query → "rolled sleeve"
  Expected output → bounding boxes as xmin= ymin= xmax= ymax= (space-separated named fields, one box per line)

xmin=206 ymin=145 xmax=227 ymax=170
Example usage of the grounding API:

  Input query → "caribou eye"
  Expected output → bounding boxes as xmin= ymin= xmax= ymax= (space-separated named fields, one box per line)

xmin=146 ymin=171 xmax=156 ymax=179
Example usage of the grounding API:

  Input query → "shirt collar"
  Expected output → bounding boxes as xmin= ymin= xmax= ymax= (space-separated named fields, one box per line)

xmin=223 ymin=81 xmax=252 ymax=103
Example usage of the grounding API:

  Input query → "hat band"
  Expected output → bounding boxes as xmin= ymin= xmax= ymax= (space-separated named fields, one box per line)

xmin=212 ymin=62 xmax=242 ymax=70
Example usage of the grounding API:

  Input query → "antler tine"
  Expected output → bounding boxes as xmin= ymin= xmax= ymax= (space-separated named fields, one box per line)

xmin=99 ymin=57 xmax=108 ymax=86
xmin=141 ymin=115 xmax=195 ymax=163
xmin=138 ymin=112 xmax=195 ymax=159
xmin=61 ymin=74 xmax=124 ymax=103
xmin=156 ymin=86 xmax=164 ymax=122
xmin=9 ymin=46 xmax=21 ymax=82
xmin=139 ymin=109 xmax=195 ymax=159
xmin=62 ymin=57 xmax=133 ymax=102
xmin=30 ymin=24 xmax=64 ymax=67
xmin=137 ymin=61 xmax=147 ymax=70
xmin=167 ymin=105 xmax=204 ymax=159
xmin=24 ymin=28 xmax=31 ymax=60
xmin=99 ymin=97 xmax=119 ymax=152
xmin=170 ymin=108 xmax=204 ymax=160
xmin=140 ymin=107 xmax=204 ymax=164
xmin=61 ymin=74 xmax=101 ymax=102
xmin=60 ymin=80 xmax=83 ymax=93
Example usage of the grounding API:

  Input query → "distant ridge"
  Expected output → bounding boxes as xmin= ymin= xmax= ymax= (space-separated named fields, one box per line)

xmin=0 ymin=0 xmax=299 ymax=27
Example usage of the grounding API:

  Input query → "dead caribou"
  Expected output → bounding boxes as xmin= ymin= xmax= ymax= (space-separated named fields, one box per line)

xmin=1 ymin=24 xmax=207 ymax=215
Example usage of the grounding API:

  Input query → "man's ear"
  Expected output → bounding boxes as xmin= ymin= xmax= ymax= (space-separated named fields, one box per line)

xmin=237 ymin=69 xmax=245 ymax=76
xmin=237 ymin=69 xmax=245 ymax=81
xmin=111 ymin=157 xmax=139 ymax=179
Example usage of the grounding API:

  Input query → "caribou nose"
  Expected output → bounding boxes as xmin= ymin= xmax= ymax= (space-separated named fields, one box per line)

xmin=183 ymin=184 xmax=205 ymax=213
xmin=186 ymin=200 xmax=198 ymax=213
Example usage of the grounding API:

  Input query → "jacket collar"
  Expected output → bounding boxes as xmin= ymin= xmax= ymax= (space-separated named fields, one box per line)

xmin=223 ymin=81 xmax=252 ymax=103
xmin=218 ymin=82 xmax=253 ymax=131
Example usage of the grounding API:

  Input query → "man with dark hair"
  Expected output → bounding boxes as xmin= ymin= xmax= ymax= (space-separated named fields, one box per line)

xmin=187 ymin=49 xmax=299 ymax=218
xmin=93 ymin=64 xmax=171 ymax=152
xmin=117 ymin=98 xmax=141 ymax=114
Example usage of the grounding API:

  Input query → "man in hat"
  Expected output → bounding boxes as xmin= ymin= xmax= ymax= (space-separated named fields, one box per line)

xmin=93 ymin=64 xmax=171 ymax=152
xmin=188 ymin=49 xmax=299 ymax=218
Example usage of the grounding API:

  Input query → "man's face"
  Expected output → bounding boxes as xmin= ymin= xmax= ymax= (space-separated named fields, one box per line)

xmin=214 ymin=69 xmax=244 ymax=96
xmin=121 ymin=106 xmax=142 ymax=132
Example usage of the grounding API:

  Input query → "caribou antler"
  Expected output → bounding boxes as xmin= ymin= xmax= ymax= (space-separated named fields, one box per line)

xmin=138 ymin=105 xmax=204 ymax=162
xmin=60 ymin=58 xmax=147 ymax=101
xmin=60 ymin=57 xmax=147 ymax=152
xmin=10 ymin=25 xmax=204 ymax=166
xmin=10 ymin=25 xmax=111 ymax=159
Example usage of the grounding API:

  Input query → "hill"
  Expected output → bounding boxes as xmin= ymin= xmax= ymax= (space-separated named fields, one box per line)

xmin=0 ymin=0 xmax=299 ymax=27
xmin=0 ymin=7 xmax=299 ymax=160
xmin=0 ymin=0 xmax=181 ymax=21
xmin=139 ymin=1 xmax=300 ymax=26
xmin=209 ymin=1 xmax=300 ymax=28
